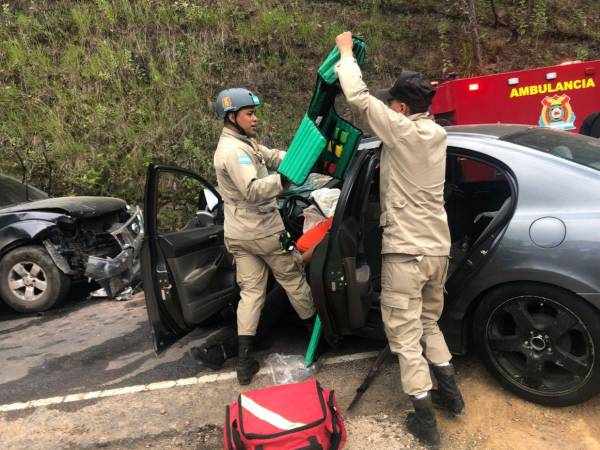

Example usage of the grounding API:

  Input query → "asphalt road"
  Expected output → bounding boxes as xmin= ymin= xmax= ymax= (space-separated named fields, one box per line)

xmin=0 ymin=290 xmax=377 ymax=407
xmin=2 ymin=292 xmax=599 ymax=450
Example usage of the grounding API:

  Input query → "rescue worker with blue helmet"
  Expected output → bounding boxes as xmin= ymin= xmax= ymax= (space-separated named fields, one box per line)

xmin=212 ymin=88 xmax=316 ymax=385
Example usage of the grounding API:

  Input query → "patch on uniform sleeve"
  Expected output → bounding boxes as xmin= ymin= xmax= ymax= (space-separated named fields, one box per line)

xmin=238 ymin=155 xmax=252 ymax=165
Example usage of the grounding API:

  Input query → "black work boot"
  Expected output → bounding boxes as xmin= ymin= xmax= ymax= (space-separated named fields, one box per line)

xmin=431 ymin=363 xmax=465 ymax=417
xmin=406 ymin=393 xmax=441 ymax=449
xmin=236 ymin=335 xmax=259 ymax=385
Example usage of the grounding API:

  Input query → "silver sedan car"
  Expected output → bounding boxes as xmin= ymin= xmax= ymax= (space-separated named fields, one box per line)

xmin=141 ymin=124 xmax=600 ymax=406
xmin=309 ymin=125 xmax=600 ymax=406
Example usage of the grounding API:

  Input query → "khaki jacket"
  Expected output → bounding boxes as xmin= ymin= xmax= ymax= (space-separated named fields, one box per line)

xmin=214 ymin=127 xmax=286 ymax=240
xmin=335 ymin=56 xmax=450 ymax=256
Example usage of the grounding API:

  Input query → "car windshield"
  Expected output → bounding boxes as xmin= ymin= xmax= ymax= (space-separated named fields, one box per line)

xmin=0 ymin=174 xmax=48 ymax=208
xmin=502 ymin=129 xmax=600 ymax=171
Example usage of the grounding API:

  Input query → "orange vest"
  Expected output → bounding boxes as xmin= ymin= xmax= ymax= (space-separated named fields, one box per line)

xmin=297 ymin=217 xmax=334 ymax=253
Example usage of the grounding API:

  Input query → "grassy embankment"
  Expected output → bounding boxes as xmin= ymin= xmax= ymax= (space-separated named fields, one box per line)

xmin=1 ymin=0 xmax=599 ymax=203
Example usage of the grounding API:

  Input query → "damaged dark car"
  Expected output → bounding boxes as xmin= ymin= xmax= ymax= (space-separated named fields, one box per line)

xmin=0 ymin=174 xmax=143 ymax=313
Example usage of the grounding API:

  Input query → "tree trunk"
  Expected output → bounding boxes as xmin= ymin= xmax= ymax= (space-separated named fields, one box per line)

xmin=490 ymin=0 xmax=499 ymax=27
xmin=464 ymin=0 xmax=484 ymax=71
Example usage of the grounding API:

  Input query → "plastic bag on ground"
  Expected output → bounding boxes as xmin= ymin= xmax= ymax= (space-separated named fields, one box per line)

xmin=265 ymin=353 xmax=319 ymax=385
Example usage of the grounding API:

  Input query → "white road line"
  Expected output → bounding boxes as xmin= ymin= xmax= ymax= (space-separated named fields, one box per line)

xmin=0 ymin=351 xmax=380 ymax=413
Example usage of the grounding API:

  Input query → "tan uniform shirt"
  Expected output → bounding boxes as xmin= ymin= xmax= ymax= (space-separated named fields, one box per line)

xmin=335 ymin=56 xmax=451 ymax=256
xmin=214 ymin=127 xmax=286 ymax=240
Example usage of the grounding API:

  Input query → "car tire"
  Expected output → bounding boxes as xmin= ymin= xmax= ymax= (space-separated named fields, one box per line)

xmin=474 ymin=282 xmax=600 ymax=406
xmin=0 ymin=245 xmax=71 ymax=313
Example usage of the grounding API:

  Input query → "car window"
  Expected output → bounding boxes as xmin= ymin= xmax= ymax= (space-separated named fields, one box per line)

xmin=0 ymin=175 xmax=48 ymax=208
xmin=156 ymin=171 xmax=211 ymax=234
xmin=458 ymin=158 xmax=504 ymax=183
xmin=502 ymin=129 xmax=600 ymax=171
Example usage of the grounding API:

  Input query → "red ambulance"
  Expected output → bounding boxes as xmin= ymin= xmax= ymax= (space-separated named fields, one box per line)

xmin=431 ymin=60 xmax=600 ymax=133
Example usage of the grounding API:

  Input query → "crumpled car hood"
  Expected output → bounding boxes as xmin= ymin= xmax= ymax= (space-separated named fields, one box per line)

xmin=0 ymin=196 xmax=127 ymax=218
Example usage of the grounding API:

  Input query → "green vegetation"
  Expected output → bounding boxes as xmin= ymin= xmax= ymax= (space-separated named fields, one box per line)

xmin=1 ymin=0 xmax=599 ymax=203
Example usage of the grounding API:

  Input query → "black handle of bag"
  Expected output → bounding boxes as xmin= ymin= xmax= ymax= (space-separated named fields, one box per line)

xmin=296 ymin=436 xmax=324 ymax=450
xmin=328 ymin=393 xmax=343 ymax=450
xmin=330 ymin=428 xmax=342 ymax=450
xmin=225 ymin=406 xmax=235 ymax=450
xmin=231 ymin=420 xmax=246 ymax=450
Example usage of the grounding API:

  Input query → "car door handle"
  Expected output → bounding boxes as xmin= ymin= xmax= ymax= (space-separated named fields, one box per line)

xmin=208 ymin=234 xmax=219 ymax=240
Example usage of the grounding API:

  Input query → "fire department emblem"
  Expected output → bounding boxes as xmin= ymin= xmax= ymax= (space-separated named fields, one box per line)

xmin=222 ymin=96 xmax=233 ymax=109
xmin=538 ymin=94 xmax=576 ymax=130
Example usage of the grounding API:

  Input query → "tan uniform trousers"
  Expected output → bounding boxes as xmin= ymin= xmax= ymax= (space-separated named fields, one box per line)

xmin=381 ymin=254 xmax=452 ymax=396
xmin=225 ymin=233 xmax=316 ymax=336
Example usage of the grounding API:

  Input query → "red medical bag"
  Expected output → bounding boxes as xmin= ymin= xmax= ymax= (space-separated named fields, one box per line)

xmin=224 ymin=379 xmax=346 ymax=450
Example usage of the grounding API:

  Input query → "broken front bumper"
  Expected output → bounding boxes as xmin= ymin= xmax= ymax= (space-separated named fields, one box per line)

xmin=84 ymin=206 xmax=144 ymax=297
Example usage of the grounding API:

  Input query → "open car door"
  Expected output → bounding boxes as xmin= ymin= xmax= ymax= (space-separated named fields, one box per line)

xmin=309 ymin=139 xmax=384 ymax=347
xmin=141 ymin=164 xmax=238 ymax=353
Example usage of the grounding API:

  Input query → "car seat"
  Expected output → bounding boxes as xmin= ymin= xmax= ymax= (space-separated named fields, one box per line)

xmin=472 ymin=197 xmax=513 ymax=248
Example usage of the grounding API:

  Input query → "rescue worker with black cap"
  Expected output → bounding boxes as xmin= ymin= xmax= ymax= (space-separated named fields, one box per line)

xmin=213 ymin=88 xmax=316 ymax=385
xmin=334 ymin=32 xmax=465 ymax=448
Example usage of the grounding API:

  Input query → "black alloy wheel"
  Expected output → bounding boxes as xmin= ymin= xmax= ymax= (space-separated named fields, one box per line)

xmin=474 ymin=283 xmax=600 ymax=406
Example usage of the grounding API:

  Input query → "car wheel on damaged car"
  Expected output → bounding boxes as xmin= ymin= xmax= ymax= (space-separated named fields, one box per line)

xmin=0 ymin=245 xmax=71 ymax=313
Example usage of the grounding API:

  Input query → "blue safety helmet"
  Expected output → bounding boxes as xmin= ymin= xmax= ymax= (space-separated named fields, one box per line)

xmin=215 ymin=88 xmax=261 ymax=119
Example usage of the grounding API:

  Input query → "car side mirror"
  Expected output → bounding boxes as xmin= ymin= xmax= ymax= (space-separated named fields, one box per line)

xmin=203 ymin=189 xmax=219 ymax=213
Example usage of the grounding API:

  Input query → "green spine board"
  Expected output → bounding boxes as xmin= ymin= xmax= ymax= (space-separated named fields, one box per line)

xmin=305 ymin=315 xmax=322 ymax=367
xmin=278 ymin=114 xmax=327 ymax=185
xmin=317 ymin=37 xmax=366 ymax=84
xmin=279 ymin=38 xmax=366 ymax=185
xmin=334 ymin=123 xmax=362 ymax=178
xmin=319 ymin=107 xmax=363 ymax=179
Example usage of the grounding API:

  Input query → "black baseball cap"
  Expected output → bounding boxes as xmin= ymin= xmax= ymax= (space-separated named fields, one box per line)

xmin=374 ymin=70 xmax=436 ymax=112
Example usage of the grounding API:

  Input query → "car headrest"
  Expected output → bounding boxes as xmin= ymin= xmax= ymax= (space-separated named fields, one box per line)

xmin=473 ymin=196 xmax=513 ymax=248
